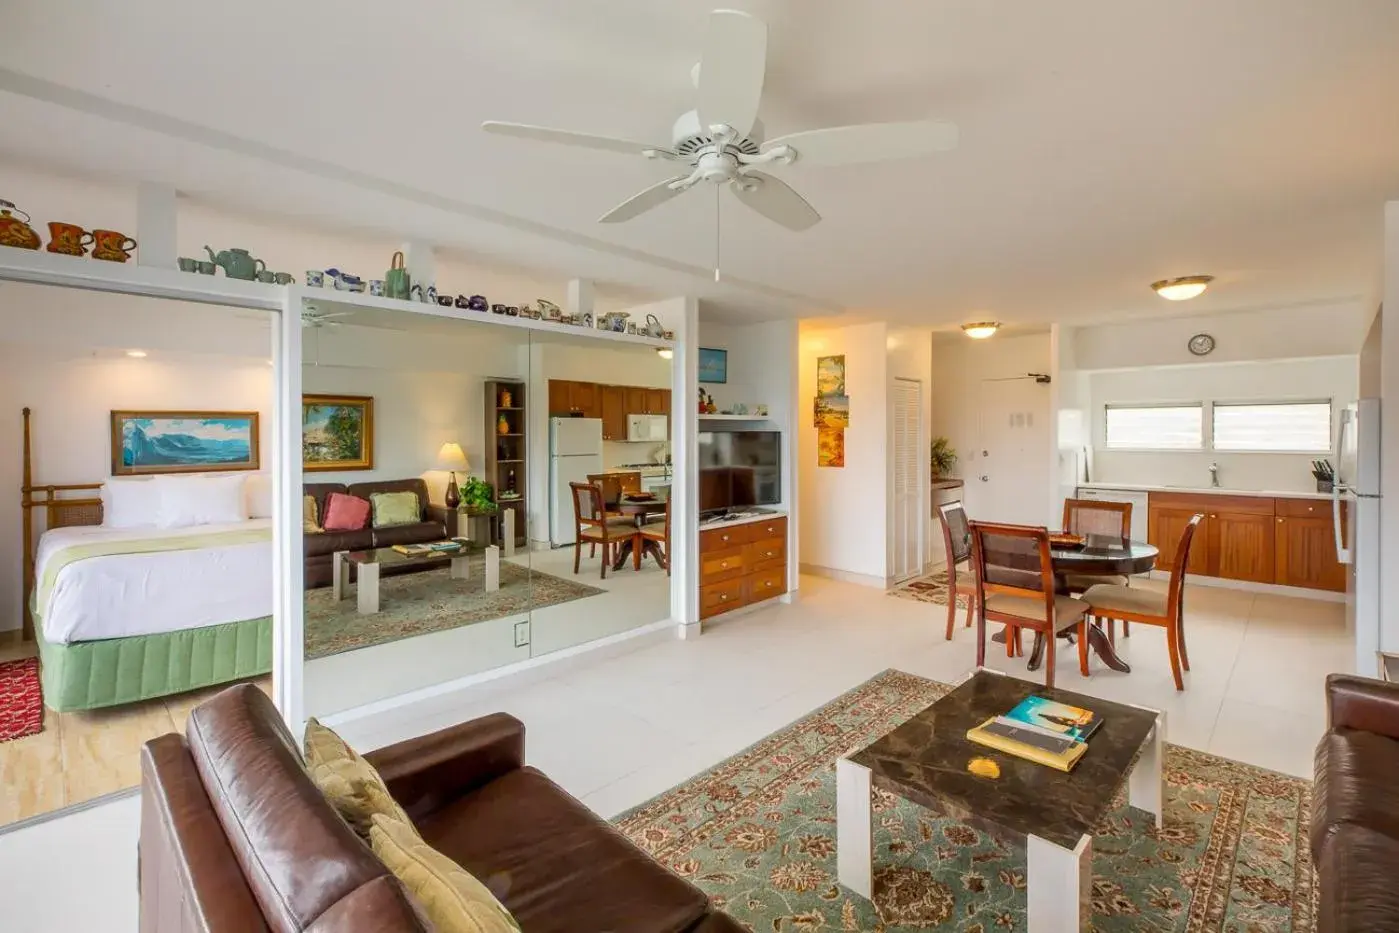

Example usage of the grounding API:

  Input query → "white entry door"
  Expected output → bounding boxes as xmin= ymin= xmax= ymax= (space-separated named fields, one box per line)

xmin=968 ymin=378 xmax=1050 ymax=525
xmin=890 ymin=379 xmax=924 ymax=583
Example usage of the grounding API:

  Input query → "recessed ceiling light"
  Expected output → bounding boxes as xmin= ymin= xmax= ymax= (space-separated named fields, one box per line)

xmin=656 ymin=347 xmax=674 ymax=360
xmin=961 ymin=322 xmax=1000 ymax=339
xmin=125 ymin=349 xmax=147 ymax=358
xmin=1152 ymin=275 xmax=1214 ymax=301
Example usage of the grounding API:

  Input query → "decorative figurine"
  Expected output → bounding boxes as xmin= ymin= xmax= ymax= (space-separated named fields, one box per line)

xmin=0 ymin=200 xmax=40 ymax=250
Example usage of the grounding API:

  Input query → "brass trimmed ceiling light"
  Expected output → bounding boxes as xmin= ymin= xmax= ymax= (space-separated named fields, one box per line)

xmin=1152 ymin=275 xmax=1214 ymax=301
xmin=961 ymin=322 xmax=1001 ymax=339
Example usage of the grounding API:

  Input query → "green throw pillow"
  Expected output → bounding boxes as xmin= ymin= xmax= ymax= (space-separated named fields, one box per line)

xmin=371 ymin=491 xmax=420 ymax=527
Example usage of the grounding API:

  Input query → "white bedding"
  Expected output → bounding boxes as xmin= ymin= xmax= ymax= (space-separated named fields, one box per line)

xmin=36 ymin=519 xmax=273 ymax=644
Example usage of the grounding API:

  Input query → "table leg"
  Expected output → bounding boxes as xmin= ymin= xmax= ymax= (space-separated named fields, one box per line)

xmin=357 ymin=561 xmax=379 ymax=615
xmin=611 ymin=538 xmax=635 ymax=571
xmin=503 ymin=509 xmax=515 ymax=558
xmin=1021 ymin=623 xmax=1131 ymax=674
xmin=1128 ymin=712 xmax=1165 ymax=828
xmin=332 ymin=551 xmax=345 ymax=602
xmin=835 ymin=758 xmax=873 ymax=900
xmin=485 ymin=545 xmax=500 ymax=592
xmin=1027 ymin=833 xmax=1092 ymax=933
xmin=451 ymin=553 xmax=469 ymax=581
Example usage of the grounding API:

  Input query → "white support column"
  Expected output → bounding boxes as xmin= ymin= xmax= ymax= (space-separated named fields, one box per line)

xmin=1128 ymin=711 xmax=1166 ymax=828
xmin=136 ymin=182 xmax=178 ymax=270
xmin=835 ymin=758 xmax=873 ymax=899
xmin=273 ymin=289 xmax=306 ymax=732
xmin=1027 ymin=833 xmax=1092 ymax=933
xmin=402 ymin=240 xmax=436 ymax=292
xmin=668 ymin=297 xmax=701 ymax=635
xmin=567 ymin=278 xmax=595 ymax=320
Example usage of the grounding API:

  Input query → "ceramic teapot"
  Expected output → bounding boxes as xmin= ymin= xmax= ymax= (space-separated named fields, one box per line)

xmin=644 ymin=313 xmax=665 ymax=338
xmin=204 ymin=246 xmax=265 ymax=280
xmin=0 ymin=200 xmax=40 ymax=250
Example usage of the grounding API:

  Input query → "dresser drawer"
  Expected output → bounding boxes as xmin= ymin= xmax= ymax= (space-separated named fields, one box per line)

xmin=747 ymin=567 xmax=787 ymax=602
xmin=1275 ymin=497 xmax=1331 ymax=518
xmin=700 ymin=524 xmax=750 ymax=552
xmin=746 ymin=538 xmax=786 ymax=571
xmin=700 ymin=578 xmax=746 ymax=618
xmin=749 ymin=516 xmax=787 ymax=541
xmin=701 ymin=546 xmax=748 ymax=583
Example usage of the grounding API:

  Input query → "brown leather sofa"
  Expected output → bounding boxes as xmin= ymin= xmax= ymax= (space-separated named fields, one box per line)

xmin=140 ymin=684 xmax=744 ymax=933
xmin=1312 ymin=673 xmax=1399 ymax=932
xmin=304 ymin=479 xmax=450 ymax=588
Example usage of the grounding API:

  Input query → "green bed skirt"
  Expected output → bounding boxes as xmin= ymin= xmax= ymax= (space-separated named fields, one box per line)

xmin=35 ymin=615 xmax=273 ymax=713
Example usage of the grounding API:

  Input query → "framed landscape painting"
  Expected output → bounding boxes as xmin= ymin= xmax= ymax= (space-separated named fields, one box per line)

xmin=111 ymin=411 xmax=260 ymax=475
xmin=303 ymin=394 xmax=374 ymax=471
xmin=698 ymin=347 xmax=728 ymax=384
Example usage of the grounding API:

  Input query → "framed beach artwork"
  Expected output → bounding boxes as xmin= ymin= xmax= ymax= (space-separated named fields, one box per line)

xmin=698 ymin=347 xmax=728 ymax=384
xmin=813 ymin=394 xmax=850 ymax=429
xmin=303 ymin=394 xmax=374 ymax=471
xmin=111 ymin=411 xmax=260 ymax=475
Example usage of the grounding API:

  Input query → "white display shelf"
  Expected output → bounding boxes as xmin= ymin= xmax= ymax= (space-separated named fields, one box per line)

xmin=699 ymin=413 xmax=772 ymax=421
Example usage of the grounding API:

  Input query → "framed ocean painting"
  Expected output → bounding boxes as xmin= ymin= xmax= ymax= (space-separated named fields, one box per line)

xmin=698 ymin=347 xmax=728 ymax=384
xmin=111 ymin=411 xmax=260 ymax=475
xmin=303 ymin=394 xmax=374 ymax=471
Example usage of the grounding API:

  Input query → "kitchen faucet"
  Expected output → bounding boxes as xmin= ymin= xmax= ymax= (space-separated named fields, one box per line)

xmin=1208 ymin=462 xmax=1220 ymax=488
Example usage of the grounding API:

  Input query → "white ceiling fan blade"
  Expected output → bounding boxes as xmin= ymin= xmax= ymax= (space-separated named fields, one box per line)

xmin=762 ymin=120 xmax=959 ymax=166
xmin=696 ymin=10 xmax=767 ymax=138
xmin=598 ymin=176 xmax=691 ymax=224
xmin=731 ymin=172 xmax=820 ymax=231
xmin=481 ymin=121 xmax=673 ymax=157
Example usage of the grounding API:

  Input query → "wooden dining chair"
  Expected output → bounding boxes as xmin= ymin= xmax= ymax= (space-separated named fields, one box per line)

xmin=936 ymin=500 xmax=979 ymax=640
xmin=640 ymin=497 xmax=671 ymax=576
xmin=569 ymin=481 xmax=638 ymax=579
xmin=1062 ymin=497 xmax=1134 ymax=639
xmin=586 ymin=473 xmax=626 ymax=520
xmin=969 ymin=521 xmax=1092 ymax=690
xmin=1080 ymin=513 xmax=1203 ymax=691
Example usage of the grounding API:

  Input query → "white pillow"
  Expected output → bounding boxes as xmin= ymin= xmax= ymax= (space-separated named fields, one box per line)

xmin=102 ymin=478 xmax=161 ymax=529
xmin=155 ymin=474 xmax=249 ymax=529
xmin=244 ymin=473 xmax=273 ymax=518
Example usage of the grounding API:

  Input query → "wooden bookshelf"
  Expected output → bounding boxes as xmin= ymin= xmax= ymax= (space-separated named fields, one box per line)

xmin=484 ymin=379 xmax=528 ymax=549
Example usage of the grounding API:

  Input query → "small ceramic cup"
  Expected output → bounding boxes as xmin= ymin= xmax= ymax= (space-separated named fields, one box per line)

xmin=273 ymin=272 xmax=295 ymax=285
xmin=492 ymin=303 xmax=508 ymax=314
xmin=196 ymin=260 xmax=216 ymax=275
xmin=305 ymin=270 xmax=324 ymax=287
xmin=177 ymin=257 xmax=198 ymax=273
xmin=255 ymin=270 xmax=276 ymax=284
xmin=369 ymin=279 xmax=385 ymax=296
xmin=436 ymin=294 xmax=455 ymax=307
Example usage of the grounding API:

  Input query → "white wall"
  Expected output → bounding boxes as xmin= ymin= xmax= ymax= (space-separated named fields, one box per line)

xmin=1087 ymin=356 xmax=1357 ymax=493
xmin=1053 ymin=325 xmax=1091 ymax=524
xmin=1074 ymin=301 xmax=1370 ymax=370
xmin=798 ymin=321 xmax=889 ymax=583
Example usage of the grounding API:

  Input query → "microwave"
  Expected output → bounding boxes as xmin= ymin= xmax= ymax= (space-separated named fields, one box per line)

xmin=627 ymin=414 xmax=668 ymax=442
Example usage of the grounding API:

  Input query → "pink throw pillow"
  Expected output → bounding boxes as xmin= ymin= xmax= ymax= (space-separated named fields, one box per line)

xmin=322 ymin=493 xmax=370 ymax=532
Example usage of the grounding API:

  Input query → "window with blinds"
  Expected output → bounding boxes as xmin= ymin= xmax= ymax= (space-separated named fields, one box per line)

xmin=1104 ymin=404 xmax=1203 ymax=450
xmin=1211 ymin=401 xmax=1332 ymax=452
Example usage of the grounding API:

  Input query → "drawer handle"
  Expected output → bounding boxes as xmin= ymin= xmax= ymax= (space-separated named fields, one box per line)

xmin=766 ymin=551 xmax=776 ymax=558
xmin=720 ymin=594 xmax=728 ymax=601
xmin=720 ymin=561 xmax=729 ymax=568
xmin=721 ymin=535 xmax=730 ymax=542
xmin=765 ymin=581 xmax=773 ymax=587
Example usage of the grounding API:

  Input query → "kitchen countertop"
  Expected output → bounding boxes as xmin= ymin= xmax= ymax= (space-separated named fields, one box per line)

xmin=1078 ymin=482 xmax=1334 ymax=501
xmin=699 ymin=508 xmax=787 ymax=530
xmin=931 ymin=479 xmax=965 ymax=490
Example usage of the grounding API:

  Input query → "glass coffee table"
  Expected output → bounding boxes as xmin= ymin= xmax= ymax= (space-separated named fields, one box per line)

xmin=837 ymin=669 xmax=1163 ymax=932
xmin=331 ymin=541 xmax=500 ymax=615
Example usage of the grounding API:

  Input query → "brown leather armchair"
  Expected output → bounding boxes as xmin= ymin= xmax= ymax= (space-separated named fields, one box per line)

xmin=1312 ymin=673 xmax=1399 ymax=932
xmin=140 ymin=684 xmax=745 ymax=933
xmin=303 ymin=479 xmax=449 ymax=588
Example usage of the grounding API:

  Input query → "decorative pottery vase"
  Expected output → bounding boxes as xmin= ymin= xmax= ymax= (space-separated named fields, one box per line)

xmin=0 ymin=200 xmax=40 ymax=250
xmin=500 ymin=388 xmax=513 ymax=408
xmin=497 ymin=414 xmax=510 ymax=436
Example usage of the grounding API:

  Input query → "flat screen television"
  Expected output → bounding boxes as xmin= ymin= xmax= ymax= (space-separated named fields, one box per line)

xmin=697 ymin=431 xmax=781 ymax=513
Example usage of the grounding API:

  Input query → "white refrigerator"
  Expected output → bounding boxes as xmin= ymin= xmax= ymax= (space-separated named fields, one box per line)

xmin=1335 ymin=399 xmax=1383 ymax=677
xmin=550 ymin=417 xmax=603 ymax=546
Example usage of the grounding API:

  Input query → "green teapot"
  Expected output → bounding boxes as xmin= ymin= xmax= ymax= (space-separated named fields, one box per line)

xmin=204 ymin=246 xmax=265 ymax=280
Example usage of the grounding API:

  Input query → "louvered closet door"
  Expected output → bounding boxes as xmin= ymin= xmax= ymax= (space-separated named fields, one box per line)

xmin=891 ymin=379 xmax=924 ymax=583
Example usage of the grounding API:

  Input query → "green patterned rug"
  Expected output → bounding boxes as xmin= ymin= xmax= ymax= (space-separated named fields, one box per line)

xmin=616 ymin=670 xmax=1315 ymax=931
xmin=304 ymin=560 xmax=603 ymax=659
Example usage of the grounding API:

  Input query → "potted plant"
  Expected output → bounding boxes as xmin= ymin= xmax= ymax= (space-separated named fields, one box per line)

xmin=930 ymin=436 xmax=957 ymax=480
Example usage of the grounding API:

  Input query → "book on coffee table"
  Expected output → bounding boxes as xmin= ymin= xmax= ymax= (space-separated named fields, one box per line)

xmin=966 ymin=717 xmax=1089 ymax=772
xmin=1003 ymin=695 xmax=1102 ymax=742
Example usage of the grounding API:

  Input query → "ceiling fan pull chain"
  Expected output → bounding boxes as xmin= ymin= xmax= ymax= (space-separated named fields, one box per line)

xmin=714 ymin=184 xmax=722 ymax=282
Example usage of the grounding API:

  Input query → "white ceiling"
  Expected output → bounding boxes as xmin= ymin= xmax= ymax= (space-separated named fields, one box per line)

xmin=1 ymin=0 xmax=1396 ymax=328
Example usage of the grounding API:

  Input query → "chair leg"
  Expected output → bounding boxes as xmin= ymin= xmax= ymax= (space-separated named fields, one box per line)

xmin=1014 ymin=627 xmax=1024 ymax=657
xmin=573 ymin=541 xmax=581 ymax=574
xmin=1005 ymin=625 xmax=1016 ymax=657
xmin=944 ymin=591 xmax=957 ymax=640
xmin=1044 ymin=628 xmax=1056 ymax=689
xmin=975 ymin=608 xmax=987 ymax=668
xmin=590 ymin=541 xmax=596 ymax=558
xmin=633 ymin=534 xmax=642 ymax=571
xmin=1123 ymin=620 xmax=1131 ymax=637
xmin=1177 ymin=615 xmax=1190 ymax=671
xmin=1166 ymin=622 xmax=1185 ymax=691
xmin=1079 ymin=617 xmax=1091 ymax=677
xmin=600 ymin=541 xmax=608 ymax=580
xmin=964 ymin=597 xmax=974 ymax=629
xmin=1106 ymin=618 xmax=1116 ymax=647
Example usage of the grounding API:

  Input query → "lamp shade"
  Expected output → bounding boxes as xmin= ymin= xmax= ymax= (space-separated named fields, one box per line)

xmin=436 ymin=442 xmax=469 ymax=471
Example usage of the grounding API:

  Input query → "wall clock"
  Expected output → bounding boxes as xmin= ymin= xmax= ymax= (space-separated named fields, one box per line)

xmin=1187 ymin=333 xmax=1215 ymax=356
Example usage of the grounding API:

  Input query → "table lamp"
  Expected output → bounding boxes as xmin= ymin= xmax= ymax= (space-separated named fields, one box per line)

xmin=437 ymin=442 xmax=469 ymax=509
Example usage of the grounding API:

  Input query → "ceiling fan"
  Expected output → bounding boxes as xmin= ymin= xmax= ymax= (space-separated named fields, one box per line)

xmin=301 ymin=307 xmax=353 ymax=329
xmin=481 ymin=9 xmax=958 ymax=234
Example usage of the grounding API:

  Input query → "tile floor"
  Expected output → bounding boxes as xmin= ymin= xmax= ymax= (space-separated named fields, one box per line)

xmin=0 ymin=572 xmax=1349 ymax=932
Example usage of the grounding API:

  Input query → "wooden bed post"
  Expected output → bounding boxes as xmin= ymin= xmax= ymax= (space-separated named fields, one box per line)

xmin=21 ymin=407 xmax=33 ymax=642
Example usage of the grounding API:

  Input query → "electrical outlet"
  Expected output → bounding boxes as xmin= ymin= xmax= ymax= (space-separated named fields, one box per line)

xmin=514 ymin=620 xmax=530 ymax=648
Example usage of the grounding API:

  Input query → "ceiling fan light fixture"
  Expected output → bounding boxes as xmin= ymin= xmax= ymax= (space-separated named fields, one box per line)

xmin=656 ymin=347 xmax=674 ymax=360
xmin=961 ymin=322 xmax=1000 ymax=340
xmin=1152 ymin=275 xmax=1214 ymax=301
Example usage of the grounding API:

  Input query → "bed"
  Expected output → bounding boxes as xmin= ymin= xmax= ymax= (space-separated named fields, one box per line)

xmin=22 ymin=409 xmax=273 ymax=712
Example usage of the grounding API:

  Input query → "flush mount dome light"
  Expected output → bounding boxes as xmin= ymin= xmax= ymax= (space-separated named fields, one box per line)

xmin=125 ymin=349 xmax=147 ymax=358
xmin=1152 ymin=275 xmax=1214 ymax=301
xmin=961 ymin=322 xmax=1000 ymax=339
xmin=656 ymin=347 xmax=674 ymax=360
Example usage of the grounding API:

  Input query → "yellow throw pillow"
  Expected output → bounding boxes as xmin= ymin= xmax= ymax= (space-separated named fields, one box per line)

xmin=371 ymin=814 xmax=521 ymax=933
xmin=303 ymin=494 xmax=322 ymax=534
xmin=303 ymin=718 xmax=413 ymax=839
xmin=371 ymin=491 xmax=420 ymax=528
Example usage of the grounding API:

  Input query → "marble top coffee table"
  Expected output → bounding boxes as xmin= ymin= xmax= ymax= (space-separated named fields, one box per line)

xmin=837 ymin=669 xmax=1163 ymax=932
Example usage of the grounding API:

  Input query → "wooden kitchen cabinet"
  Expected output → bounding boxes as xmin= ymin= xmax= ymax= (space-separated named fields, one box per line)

xmin=600 ymin=384 xmax=626 ymax=441
xmin=1147 ymin=500 xmax=1211 ymax=575
xmin=547 ymin=379 xmax=573 ymax=416
xmin=646 ymin=388 xmax=669 ymax=415
xmin=571 ymin=381 xmax=600 ymax=419
xmin=624 ymin=387 xmax=648 ymax=417
xmin=1275 ymin=498 xmax=1347 ymax=591
xmin=1209 ymin=510 xmax=1275 ymax=583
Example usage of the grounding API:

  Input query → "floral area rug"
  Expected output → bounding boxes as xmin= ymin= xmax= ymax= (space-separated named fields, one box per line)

xmin=304 ymin=560 xmax=603 ymax=659
xmin=889 ymin=569 xmax=968 ymax=610
xmin=0 ymin=657 xmax=43 ymax=743
xmin=616 ymin=669 xmax=1315 ymax=932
